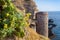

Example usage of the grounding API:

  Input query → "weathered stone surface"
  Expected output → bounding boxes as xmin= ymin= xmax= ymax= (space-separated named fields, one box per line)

xmin=36 ymin=12 xmax=48 ymax=37
xmin=12 ymin=0 xmax=38 ymax=19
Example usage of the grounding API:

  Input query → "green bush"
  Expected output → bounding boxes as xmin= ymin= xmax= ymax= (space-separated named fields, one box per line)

xmin=0 ymin=0 xmax=30 ymax=39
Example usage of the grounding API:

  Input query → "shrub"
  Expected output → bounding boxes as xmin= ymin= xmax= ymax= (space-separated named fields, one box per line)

xmin=0 ymin=0 xmax=31 ymax=39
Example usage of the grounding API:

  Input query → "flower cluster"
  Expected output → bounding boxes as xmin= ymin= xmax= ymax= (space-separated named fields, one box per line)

xmin=24 ymin=13 xmax=31 ymax=27
xmin=0 ymin=0 xmax=31 ymax=39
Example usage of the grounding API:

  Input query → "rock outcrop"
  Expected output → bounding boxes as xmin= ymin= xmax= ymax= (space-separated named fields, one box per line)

xmin=12 ymin=0 xmax=38 ymax=19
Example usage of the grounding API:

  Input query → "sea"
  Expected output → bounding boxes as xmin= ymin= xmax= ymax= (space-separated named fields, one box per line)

xmin=48 ymin=11 xmax=60 ymax=40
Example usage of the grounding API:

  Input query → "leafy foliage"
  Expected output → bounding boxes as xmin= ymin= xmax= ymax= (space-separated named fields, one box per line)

xmin=0 ymin=0 xmax=31 ymax=39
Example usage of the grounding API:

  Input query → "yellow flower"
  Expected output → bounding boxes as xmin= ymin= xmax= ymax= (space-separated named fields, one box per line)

xmin=6 ymin=13 xmax=9 ymax=16
xmin=26 ymin=13 xmax=31 ymax=17
xmin=27 ymin=13 xmax=31 ymax=15
xmin=24 ymin=17 xmax=29 ymax=21
xmin=10 ymin=3 xmax=14 ymax=9
xmin=23 ymin=13 xmax=31 ymax=27
xmin=25 ymin=22 xmax=30 ymax=27
xmin=4 ymin=24 xmax=8 ymax=29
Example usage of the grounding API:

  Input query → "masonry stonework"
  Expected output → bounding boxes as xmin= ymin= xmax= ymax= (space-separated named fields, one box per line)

xmin=36 ymin=12 xmax=48 ymax=37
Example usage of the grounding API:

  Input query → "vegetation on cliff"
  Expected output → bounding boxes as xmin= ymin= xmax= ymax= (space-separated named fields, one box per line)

xmin=0 ymin=0 xmax=30 ymax=40
xmin=0 ymin=0 xmax=50 ymax=40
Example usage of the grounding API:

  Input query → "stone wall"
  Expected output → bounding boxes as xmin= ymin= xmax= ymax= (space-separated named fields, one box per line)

xmin=36 ymin=12 xmax=48 ymax=37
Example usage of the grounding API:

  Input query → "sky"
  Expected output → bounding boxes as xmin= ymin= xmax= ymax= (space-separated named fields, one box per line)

xmin=34 ymin=0 xmax=60 ymax=11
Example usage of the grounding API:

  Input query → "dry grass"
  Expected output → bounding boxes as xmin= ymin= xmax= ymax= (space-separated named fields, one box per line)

xmin=4 ymin=27 xmax=50 ymax=40
xmin=19 ymin=27 xmax=50 ymax=40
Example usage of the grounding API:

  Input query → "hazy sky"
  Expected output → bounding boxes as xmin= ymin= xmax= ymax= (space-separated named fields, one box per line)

xmin=35 ymin=0 xmax=60 ymax=11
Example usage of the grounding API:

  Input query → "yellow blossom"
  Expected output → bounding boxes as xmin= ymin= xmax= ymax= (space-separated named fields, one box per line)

xmin=24 ymin=17 xmax=28 ymax=21
xmin=26 ymin=13 xmax=31 ymax=17
xmin=23 ymin=13 xmax=31 ymax=27
xmin=25 ymin=22 xmax=30 ymax=27
xmin=9 ymin=3 xmax=15 ymax=9
xmin=27 ymin=13 xmax=31 ymax=15
xmin=6 ymin=13 xmax=9 ymax=16
xmin=4 ymin=24 xmax=8 ymax=29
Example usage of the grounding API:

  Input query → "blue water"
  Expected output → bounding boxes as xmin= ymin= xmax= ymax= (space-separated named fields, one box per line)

xmin=48 ymin=11 xmax=60 ymax=40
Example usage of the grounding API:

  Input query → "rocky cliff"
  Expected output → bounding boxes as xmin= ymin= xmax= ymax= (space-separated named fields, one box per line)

xmin=11 ymin=0 xmax=50 ymax=40
xmin=12 ymin=0 xmax=38 ymax=19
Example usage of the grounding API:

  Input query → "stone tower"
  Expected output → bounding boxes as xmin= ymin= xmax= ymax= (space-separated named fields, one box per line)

xmin=36 ymin=12 xmax=48 ymax=37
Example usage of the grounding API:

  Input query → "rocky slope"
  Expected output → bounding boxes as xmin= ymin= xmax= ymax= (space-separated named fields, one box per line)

xmin=5 ymin=27 xmax=50 ymax=40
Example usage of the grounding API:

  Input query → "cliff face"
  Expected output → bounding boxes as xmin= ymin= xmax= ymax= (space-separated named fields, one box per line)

xmin=12 ymin=0 xmax=24 ymax=10
xmin=12 ymin=0 xmax=38 ymax=19
xmin=12 ymin=0 xmax=38 ymax=31
xmin=11 ymin=0 xmax=50 ymax=40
